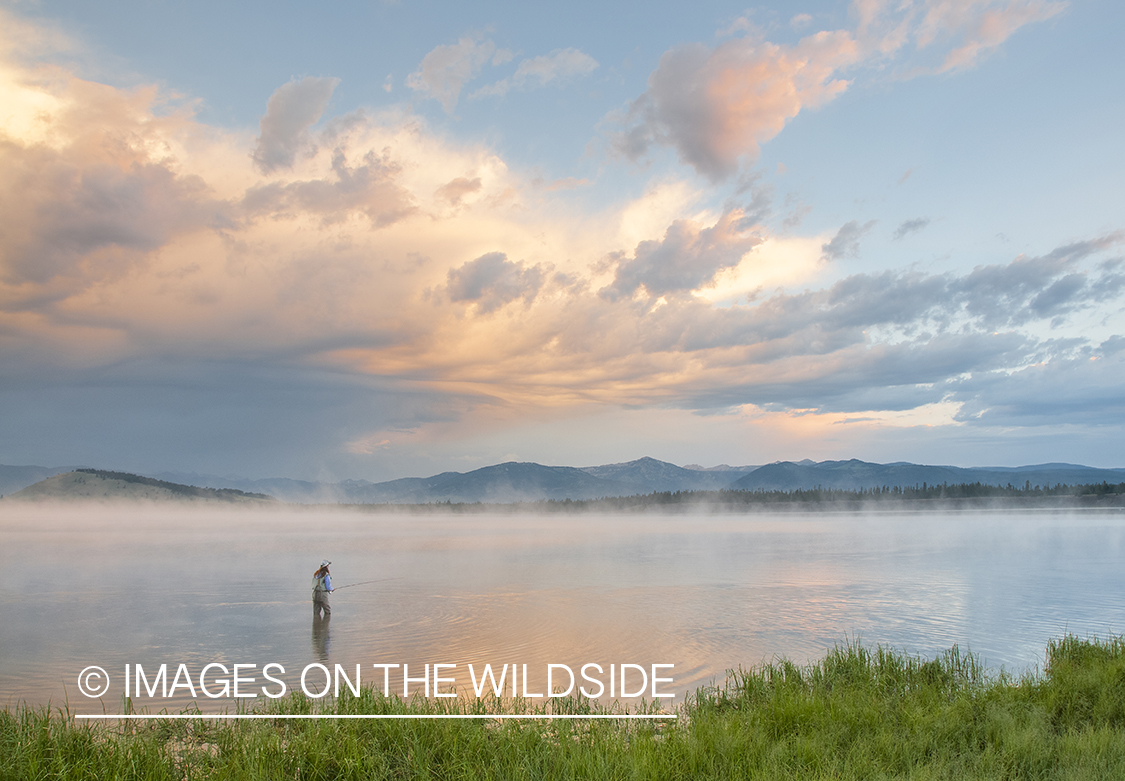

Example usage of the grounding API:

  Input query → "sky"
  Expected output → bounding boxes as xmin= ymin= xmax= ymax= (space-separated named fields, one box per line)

xmin=0 ymin=0 xmax=1122 ymax=481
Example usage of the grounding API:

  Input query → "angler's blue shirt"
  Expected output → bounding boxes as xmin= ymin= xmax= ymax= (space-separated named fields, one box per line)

xmin=324 ymin=574 xmax=332 ymax=591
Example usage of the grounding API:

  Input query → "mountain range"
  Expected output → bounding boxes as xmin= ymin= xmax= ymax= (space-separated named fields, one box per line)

xmin=3 ymin=457 xmax=1124 ymax=504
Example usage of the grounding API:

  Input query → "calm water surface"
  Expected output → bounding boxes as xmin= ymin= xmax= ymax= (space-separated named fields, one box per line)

xmin=2 ymin=505 xmax=1123 ymax=711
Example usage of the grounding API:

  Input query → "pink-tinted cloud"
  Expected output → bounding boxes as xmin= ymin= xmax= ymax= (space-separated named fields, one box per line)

xmin=611 ymin=0 xmax=1066 ymax=180
xmin=614 ymin=31 xmax=859 ymax=180
xmin=924 ymin=0 xmax=1067 ymax=72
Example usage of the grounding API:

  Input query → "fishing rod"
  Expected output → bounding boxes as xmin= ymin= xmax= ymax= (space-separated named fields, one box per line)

xmin=331 ymin=577 xmax=401 ymax=591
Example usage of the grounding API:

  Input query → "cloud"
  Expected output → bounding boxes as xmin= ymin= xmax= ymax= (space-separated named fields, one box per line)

xmin=0 ymin=145 xmax=226 ymax=288
xmin=950 ymin=234 xmax=1120 ymax=326
xmin=0 ymin=70 xmax=230 ymax=293
xmin=0 ymin=46 xmax=530 ymax=363
xmin=471 ymin=48 xmax=598 ymax=98
xmin=1 ymin=16 xmax=1122 ymax=476
xmin=434 ymin=176 xmax=482 ymax=205
xmin=514 ymin=48 xmax=598 ymax=86
xmin=446 ymin=252 xmax=545 ymax=313
xmin=406 ymin=35 xmax=500 ymax=112
xmin=790 ymin=13 xmax=813 ymax=30
xmin=612 ymin=31 xmax=859 ymax=180
xmin=783 ymin=202 xmax=812 ymax=230
xmin=601 ymin=208 xmax=763 ymax=300
xmin=5 ymin=53 xmax=1114 ymax=427
xmin=524 ymin=234 xmax=1122 ymax=417
xmin=951 ymin=347 xmax=1125 ymax=427
xmin=916 ymin=0 xmax=1068 ymax=73
xmin=252 ymin=77 xmax=340 ymax=174
xmin=609 ymin=0 xmax=1066 ymax=180
xmin=242 ymin=147 xmax=415 ymax=227
xmin=893 ymin=217 xmax=930 ymax=240
xmin=821 ymin=219 xmax=876 ymax=260
xmin=1028 ymin=273 xmax=1086 ymax=318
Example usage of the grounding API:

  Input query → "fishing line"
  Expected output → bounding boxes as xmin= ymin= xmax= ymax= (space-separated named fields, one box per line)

xmin=331 ymin=577 xmax=401 ymax=591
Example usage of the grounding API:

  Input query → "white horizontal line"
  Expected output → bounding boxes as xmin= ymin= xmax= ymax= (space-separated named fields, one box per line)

xmin=76 ymin=713 xmax=676 ymax=720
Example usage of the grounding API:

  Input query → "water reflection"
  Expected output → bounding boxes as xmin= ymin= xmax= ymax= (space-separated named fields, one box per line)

xmin=311 ymin=615 xmax=330 ymax=661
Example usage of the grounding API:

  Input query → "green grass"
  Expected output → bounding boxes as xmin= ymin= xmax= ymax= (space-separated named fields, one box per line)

xmin=5 ymin=635 xmax=1125 ymax=779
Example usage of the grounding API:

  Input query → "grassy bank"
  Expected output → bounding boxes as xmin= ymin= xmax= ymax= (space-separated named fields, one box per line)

xmin=5 ymin=635 xmax=1125 ymax=779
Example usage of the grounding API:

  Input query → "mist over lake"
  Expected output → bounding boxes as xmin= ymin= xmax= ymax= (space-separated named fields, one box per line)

xmin=2 ymin=505 xmax=1123 ymax=711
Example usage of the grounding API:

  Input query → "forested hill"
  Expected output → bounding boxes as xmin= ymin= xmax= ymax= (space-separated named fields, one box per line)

xmin=5 ymin=470 xmax=276 ymax=503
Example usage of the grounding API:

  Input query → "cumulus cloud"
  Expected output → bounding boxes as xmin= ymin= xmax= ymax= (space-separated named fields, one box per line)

xmin=613 ymin=32 xmax=859 ymax=180
xmin=446 ymin=252 xmax=545 ymax=313
xmin=406 ymin=35 xmax=504 ymax=112
xmin=471 ymin=48 xmax=598 ymax=98
xmin=0 ymin=145 xmax=226 ymax=287
xmin=0 ymin=45 xmax=526 ymax=364
xmin=821 ymin=219 xmax=876 ymax=261
xmin=601 ymin=209 xmax=763 ymax=300
xmin=252 ymin=77 xmax=340 ymax=174
xmin=893 ymin=217 xmax=930 ymax=240
xmin=610 ymin=0 xmax=1066 ymax=180
xmin=242 ymin=148 xmax=415 ymax=227
xmin=0 ymin=71 xmax=230 ymax=293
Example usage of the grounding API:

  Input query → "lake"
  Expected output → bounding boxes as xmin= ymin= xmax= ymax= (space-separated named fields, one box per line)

xmin=2 ymin=504 xmax=1123 ymax=712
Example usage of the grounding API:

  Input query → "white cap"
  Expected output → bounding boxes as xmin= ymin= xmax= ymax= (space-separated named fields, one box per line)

xmin=321 ymin=560 xmax=330 ymax=567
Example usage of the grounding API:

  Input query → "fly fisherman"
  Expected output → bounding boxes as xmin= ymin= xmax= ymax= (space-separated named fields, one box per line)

xmin=312 ymin=560 xmax=333 ymax=619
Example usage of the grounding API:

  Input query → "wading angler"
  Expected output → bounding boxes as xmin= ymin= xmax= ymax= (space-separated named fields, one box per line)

xmin=312 ymin=560 xmax=333 ymax=619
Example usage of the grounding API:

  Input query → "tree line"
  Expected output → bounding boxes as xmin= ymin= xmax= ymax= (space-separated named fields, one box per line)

xmin=536 ymin=480 xmax=1125 ymax=511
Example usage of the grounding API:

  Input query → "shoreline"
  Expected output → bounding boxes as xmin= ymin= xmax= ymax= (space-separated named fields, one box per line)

xmin=5 ymin=634 xmax=1124 ymax=779
xmin=5 ymin=493 xmax=1124 ymax=515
